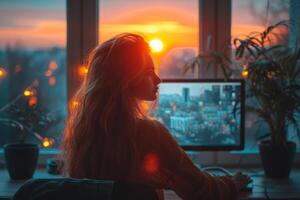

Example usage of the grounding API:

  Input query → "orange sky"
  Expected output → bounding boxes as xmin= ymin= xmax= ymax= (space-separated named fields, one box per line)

xmin=0 ymin=2 xmax=269 ymax=50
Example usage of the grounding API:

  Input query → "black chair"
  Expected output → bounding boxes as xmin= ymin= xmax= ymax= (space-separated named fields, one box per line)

xmin=13 ymin=178 xmax=159 ymax=200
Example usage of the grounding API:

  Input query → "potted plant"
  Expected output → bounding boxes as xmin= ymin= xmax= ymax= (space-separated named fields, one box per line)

xmin=184 ymin=21 xmax=300 ymax=178
xmin=233 ymin=21 xmax=299 ymax=178
xmin=0 ymin=96 xmax=56 ymax=180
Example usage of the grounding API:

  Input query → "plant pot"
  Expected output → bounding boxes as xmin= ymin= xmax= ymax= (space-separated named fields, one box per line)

xmin=4 ymin=143 xmax=39 ymax=180
xmin=259 ymin=140 xmax=296 ymax=178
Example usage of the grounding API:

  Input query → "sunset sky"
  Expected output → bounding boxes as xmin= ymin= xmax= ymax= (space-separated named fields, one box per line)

xmin=0 ymin=0 xmax=288 ymax=50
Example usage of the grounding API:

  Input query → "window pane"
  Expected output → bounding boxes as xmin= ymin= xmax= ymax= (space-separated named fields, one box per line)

xmin=99 ymin=0 xmax=198 ymax=78
xmin=232 ymin=0 xmax=289 ymax=41
xmin=232 ymin=0 xmax=292 ymax=151
xmin=0 ymin=0 xmax=67 ymax=149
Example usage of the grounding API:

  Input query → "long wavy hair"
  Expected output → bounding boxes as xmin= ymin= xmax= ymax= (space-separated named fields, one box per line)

xmin=62 ymin=33 xmax=151 ymax=179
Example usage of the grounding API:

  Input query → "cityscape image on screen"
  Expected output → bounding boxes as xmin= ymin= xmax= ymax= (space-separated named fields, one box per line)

xmin=151 ymin=80 xmax=244 ymax=150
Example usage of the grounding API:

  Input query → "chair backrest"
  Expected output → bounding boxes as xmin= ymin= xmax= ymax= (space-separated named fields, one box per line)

xmin=13 ymin=178 xmax=159 ymax=200
xmin=112 ymin=181 xmax=159 ymax=200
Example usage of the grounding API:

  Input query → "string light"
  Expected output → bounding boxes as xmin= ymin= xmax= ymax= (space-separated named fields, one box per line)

xmin=241 ymin=70 xmax=249 ymax=77
xmin=0 ymin=67 xmax=6 ymax=78
xmin=23 ymin=90 xmax=32 ymax=96
xmin=241 ymin=64 xmax=249 ymax=77
xmin=33 ymin=132 xmax=55 ymax=148
xmin=42 ymin=138 xmax=54 ymax=148
xmin=49 ymin=60 xmax=58 ymax=70
xmin=28 ymin=96 xmax=38 ymax=106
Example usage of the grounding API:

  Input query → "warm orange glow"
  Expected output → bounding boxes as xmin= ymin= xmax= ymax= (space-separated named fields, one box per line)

xmin=42 ymin=138 xmax=55 ymax=148
xmin=149 ymin=38 xmax=163 ymax=53
xmin=231 ymin=24 xmax=265 ymax=42
xmin=0 ymin=67 xmax=6 ymax=78
xmin=43 ymin=140 xmax=50 ymax=147
xmin=0 ymin=20 xmax=66 ymax=48
xmin=23 ymin=90 xmax=32 ymax=96
xmin=71 ymin=100 xmax=79 ymax=109
xmin=141 ymin=102 xmax=149 ymax=112
xmin=48 ymin=76 xmax=56 ymax=86
xmin=49 ymin=60 xmax=58 ymax=70
xmin=267 ymin=71 xmax=274 ymax=79
xmin=28 ymin=96 xmax=37 ymax=106
xmin=241 ymin=64 xmax=249 ymax=77
xmin=144 ymin=153 xmax=159 ymax=173
xmin=79 ymin=65 xmax=88 ymax=76
xmin=241 ymin=70 xmax=249 ymax=77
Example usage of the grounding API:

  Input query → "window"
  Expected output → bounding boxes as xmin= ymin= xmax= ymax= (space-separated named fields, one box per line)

xmin=0 ymin=0 xmax=67 ymax=149
xmin=99 ymin=0 xmax=199 ymax=79
xmin=0 ymin=0 xmax=298 ymax=166
xmin=232 ymin=0 xmax=292 ymax=152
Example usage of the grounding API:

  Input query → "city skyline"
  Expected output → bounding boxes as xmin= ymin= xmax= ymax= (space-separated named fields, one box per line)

xmin=159 ymin=82 xmax=240 ymax=96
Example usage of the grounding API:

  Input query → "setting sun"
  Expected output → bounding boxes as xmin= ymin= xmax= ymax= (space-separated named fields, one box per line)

xmin=149 ymin=39 xmax=163 ymax=53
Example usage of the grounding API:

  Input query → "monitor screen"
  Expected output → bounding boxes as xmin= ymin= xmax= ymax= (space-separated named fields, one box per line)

xmin=151 ymin=79 xmax=245 ymax=151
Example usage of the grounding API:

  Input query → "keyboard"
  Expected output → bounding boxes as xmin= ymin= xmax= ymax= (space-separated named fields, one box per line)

xmin=201 ymin=166 xmax=253 ymax=191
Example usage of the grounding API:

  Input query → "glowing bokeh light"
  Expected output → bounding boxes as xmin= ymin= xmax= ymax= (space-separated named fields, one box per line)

xmin=241 ymin=64 xmax=248 ymax=77
xmin=149 ymin=39 xmax=163 ymax=53
xmin=23 ymin=90 xmax=32 ymax=96
xmin=79 ymin=65 xmax=88 ymax=76
xmin=43 ymin=140 xmax=50 ymax=147
xmin=0 ymin=67 xmax=6 ymax=78
xmin=71 ymin=100 xmax=79 ymax=109
xmin=241 ymin=70 xmax=248 ymax=77
xmin=28 ymin=96 xmax=38 ymax=106
xmin=141 ymin=101 xmax=149 ymax=112
xmin=49 ymin=60 xmax=58 ymax=70
xmin=42 ymin=138 xmax=55 ymax=148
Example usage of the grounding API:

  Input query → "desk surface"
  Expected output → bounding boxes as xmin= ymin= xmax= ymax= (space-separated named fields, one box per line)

xmin=1 ymin=168 xmax=300 ymax=200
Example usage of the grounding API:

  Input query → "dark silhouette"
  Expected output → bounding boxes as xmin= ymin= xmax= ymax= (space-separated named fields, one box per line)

xmin=62 ymin=33 xmax=250 ymax=200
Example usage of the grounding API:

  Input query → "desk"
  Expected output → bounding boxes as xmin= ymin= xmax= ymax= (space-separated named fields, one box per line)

xmin=1 ymin=168 xmax=300 ymax=200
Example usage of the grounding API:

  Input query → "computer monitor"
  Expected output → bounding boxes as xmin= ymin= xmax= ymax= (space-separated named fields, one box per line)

xmin=151 ymin=79 xmax=245 ymax=151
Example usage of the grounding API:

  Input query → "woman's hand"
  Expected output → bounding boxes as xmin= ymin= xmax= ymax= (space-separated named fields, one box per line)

xmin=231 ymin=172 xmax=252 ymax=191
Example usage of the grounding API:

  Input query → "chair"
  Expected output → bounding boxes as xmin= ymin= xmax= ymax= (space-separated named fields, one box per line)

xmin=12 ymin=178 xmax=159 ymax=200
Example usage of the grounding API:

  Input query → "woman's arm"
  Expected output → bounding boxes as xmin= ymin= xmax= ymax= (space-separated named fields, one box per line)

xmin=155 ymin=121 xmax=238 ymax=200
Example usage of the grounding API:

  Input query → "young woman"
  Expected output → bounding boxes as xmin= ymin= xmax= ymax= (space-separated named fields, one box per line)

xmin=62 ymin=33 xmax=250 ymax=200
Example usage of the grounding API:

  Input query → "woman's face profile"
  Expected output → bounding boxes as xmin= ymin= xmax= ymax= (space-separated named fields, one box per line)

xmin=132 ymin=54 xmax=161 ymax=101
